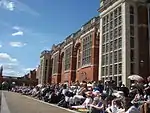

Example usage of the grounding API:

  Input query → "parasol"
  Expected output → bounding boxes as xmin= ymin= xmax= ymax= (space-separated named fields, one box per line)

xmin=128 ymin=75 xmax=144 ymax=82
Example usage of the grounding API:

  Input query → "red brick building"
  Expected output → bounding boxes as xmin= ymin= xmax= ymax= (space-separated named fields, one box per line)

xmin=50 ymin=16 xmax=100 ymax=84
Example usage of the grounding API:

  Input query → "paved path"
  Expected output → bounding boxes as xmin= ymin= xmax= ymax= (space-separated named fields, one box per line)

xmin=0 ymin=91 xmax=79 ymax=113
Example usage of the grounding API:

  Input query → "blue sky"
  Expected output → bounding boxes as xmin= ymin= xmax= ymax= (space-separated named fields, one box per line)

xmin=0 ymin=0 xmax=99 ymax=77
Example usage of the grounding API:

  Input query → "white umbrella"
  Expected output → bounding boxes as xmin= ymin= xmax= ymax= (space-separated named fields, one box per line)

xmin=128 ymin=75 xmax=144 ymax=81
xmin=37 ymin=84 xmax=42 ymax=87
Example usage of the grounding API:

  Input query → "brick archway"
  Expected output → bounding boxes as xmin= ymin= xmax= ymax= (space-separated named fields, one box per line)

xmin=73 ymin=41 xmax=81 ymax=82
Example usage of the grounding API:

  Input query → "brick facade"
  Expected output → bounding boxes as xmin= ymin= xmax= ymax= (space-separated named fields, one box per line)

xmin=50 ymin=16 xmax=100 ymax=84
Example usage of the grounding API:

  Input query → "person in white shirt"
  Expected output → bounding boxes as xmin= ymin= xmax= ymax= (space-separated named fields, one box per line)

xmin=71 ymin=91 xmax=93 ymax=109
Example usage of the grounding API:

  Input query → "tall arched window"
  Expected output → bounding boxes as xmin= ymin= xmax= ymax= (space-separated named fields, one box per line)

xmin=64 ymin=46 xmax=72 ymax=70
xmin=82 ymin=34 xmax=92 ymax=66
xmin=77 ymin=48 xmax=81 ymax=68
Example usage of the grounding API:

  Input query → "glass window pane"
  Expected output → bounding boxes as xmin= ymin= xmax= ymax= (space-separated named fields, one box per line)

xmin=106 ymin=66 xmax=108 ymax=75
xmin=130 ymin=37 xmax=134 ymax=48
xmin=118 ymin=63 xmax=122 ymax=74
xmin=106 ymin=24 xmax=109 ymax=31
xmin=102 ymin=45 xmax=105 ymax=53
xmin=118 ymin=49 xmax=122 ymax=62
xmin=106 ymin=54 xmax=108 ymax=65
xmin=102 ymin=67 xmax=105 ymax=76
xmin=109 ymin=53 xmax=112 ymax=64
xmin=106 ymin=33 xmax=109 ymax=42
xmin=114 ymin=9 xmax=118 ymax=18
xmin=103 ymin=17 xmax=106 ymax=25
xmin=130 ymin=26 xmax=134 ymax=36
xmin=102 ymin=55 xmax=105 ymax=65
xmin=110 ymin=41 xmax=113 ymax=51
xmin=109 ymin=65 xmax=112 ymax=75
xmin=118 ymin=6 xmax=122 ymax=15
xmin=130 ymin=6 xmax=134 ymax=14
xmin=114 ymin=28 xmax=118 ymax=39
xmin=110 ymin=21 xmax=113 ymax=29
xmin=114 ymin=40 xmax=118 ymax=50
xmin=106 ymin=15 xmax=109 ymax=23
xmin=106 ymin=43 xmax=109 ymax=53
xmin=118 ymin=76 xmax=122 ymax=81
xmin=114 ymin=64 xmax=117 ymax=74
xmin=131 ymin=63 xmax=135 ymax=74
xmin=114 ymin=18 xmax=117 ymax=27
xmin=103 ymin=26 xmax=105 ymax=33
xmin=118 ymin=38 xmax=122 ymax=48
xmin=118 ymin=26 xmax=122 ymax=37
xmin=110 ymin=31 xmax=113 ymax=40
xmin=82 ymin=35 xmax=92 ymax=66
xmin=118 ymin=16 xmax=122 ymax=25
xmin=110 ymin=12 xmax=113 ymax=20
xmin=130 ymin=15 xmax=134 ymax=24
xmin=130 ymin=49 xmax=134 ymax=62
xmin=65 ymin=46 xmax=71 ymax=70
xmin=114 ymin=51 xmax=117 ymax=63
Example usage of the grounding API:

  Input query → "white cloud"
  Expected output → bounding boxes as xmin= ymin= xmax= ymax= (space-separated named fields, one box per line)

xmin=0 ymin=0 xmax=15 ymax=11
xmin=12 ymin=31 xmax=24 ymax=36
xmin=0 ymin=62 xmax=26 ymax=77
xmin=0 ymin=53 xmax=34 ymax=77
xmin=3 ymin=63 xmax=18 ymax=70
xmin=9 ymin=41 xmax=26 ymax=47
xmin=3 ymin=70 xmax=23 ymax=76
xmin=0 ymin=0 xmax=39 ymax=16
xmin=0 ymin=53 xmax=17 ymax=62
xmin=0 ymin=44 xmax=2 ymax=48
xmin=13 ymin=26 xmax=20 ymax=30
xmin=23 ymin=68 xmax=35 ymax=72
xmin=12 ymin=26 xmax=24 ymax=36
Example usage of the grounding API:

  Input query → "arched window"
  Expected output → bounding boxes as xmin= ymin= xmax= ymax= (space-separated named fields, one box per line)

xmin=77 ymin=48 xmax=81 ymax=68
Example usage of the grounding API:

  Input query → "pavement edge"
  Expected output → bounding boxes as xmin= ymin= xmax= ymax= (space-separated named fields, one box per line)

xmin=22 ymin=95 xmax=80 ymax=113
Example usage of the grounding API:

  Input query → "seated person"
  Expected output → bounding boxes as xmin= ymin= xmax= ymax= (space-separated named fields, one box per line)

xmin=73 ymin=82 xmax=88 ymax=105
xmin=89 ymin=91 xmax=104 ymax=113
xmin=105 ymin=98 xmax=125 ymax=113
xmin=71 ymin=91 xmax=93 ymax=109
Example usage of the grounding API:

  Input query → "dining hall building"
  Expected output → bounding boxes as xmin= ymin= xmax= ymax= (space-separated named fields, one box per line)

xmin=38 ymin=0 xmax=150 ymax=86
xmin=38 ymin=16 xmax=100 ymax=84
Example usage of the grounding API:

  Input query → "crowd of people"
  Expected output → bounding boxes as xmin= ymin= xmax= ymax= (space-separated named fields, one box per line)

xmin=11 ymin=80 xmax=150 ymax=113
